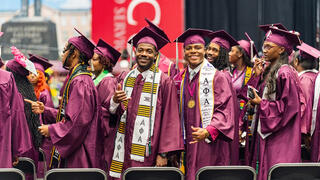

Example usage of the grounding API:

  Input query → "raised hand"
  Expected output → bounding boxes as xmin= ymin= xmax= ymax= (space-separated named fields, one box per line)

xmin=253 ymin=57 xmax=265 ymax=77
xmin=113 ymin=83 xmax=131 ymax=104
xmin=24 ymin=99 xmax=45 ymax=114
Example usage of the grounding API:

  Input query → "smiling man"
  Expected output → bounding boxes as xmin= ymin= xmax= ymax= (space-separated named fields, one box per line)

xmin=107 ymin=27 xmax=183 ymax=179
xmin=206 ymin=30 xmax=239 ymax=71
xmin=173 ymin=28 xmax=236 ymax=180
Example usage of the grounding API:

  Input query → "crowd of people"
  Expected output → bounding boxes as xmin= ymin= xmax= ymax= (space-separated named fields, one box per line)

xmin=0 ymin=20 xmax=320 ymax=180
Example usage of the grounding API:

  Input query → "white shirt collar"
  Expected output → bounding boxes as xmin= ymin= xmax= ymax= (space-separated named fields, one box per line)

xmin=133 ymin=67 xmax=152 ymax=80
xmin=188 ymin=61 xmax=203 ymax=81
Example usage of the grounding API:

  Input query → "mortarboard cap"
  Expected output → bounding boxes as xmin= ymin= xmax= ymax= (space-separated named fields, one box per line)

xmin=265 ymin=27 xmax=301 ymax=54
xmin=145 ymin=18 xmax=170 ymax=42
xmin=297 ymin=42 xmax=320 ymax=60
xmin=237 ymin=32 xmax=258 ymax=58
xmin=28 ymin=53 xmax=53 ymax=73
xmin=259 ymin=23 xmax=288 ymax=33
xmin=208 ymin=30 xmax=239 ymax=50
xmin=128 ymin=26 xmax=168 ymax=51
xmin=68 ymin=28 xmax=95 ymax=59
xmin=95 ymin=39 xmax=121 ymax=66
xmin=174 ymin=28 xmax=212 ymax=47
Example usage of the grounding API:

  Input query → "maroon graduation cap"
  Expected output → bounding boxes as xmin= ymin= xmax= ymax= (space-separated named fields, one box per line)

xmin=237 ymin=32 xmax=258 ymax=58
xmin=94 ymin=39 xmax=121 ymax=66
xmin=68 ymin=28 xmax=95 ymax=59
xmin=208 ymin=30 xmax=239 ymax=50
xmin=174 ymin=28 xmax=213 ymax=47
xmin=265 ymin=27 xmax=301 ymax=54
xmin=128 ymin=26 xmax=169 ymax=51
xmin=28 ymin=53 xmax=53 ymax=73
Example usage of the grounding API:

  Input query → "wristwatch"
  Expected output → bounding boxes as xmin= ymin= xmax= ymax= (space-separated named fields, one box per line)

xmin=159 ymin=152 xmax=167 ymax=158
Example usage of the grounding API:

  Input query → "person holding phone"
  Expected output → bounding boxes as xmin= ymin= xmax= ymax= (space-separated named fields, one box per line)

xmin=247 ymin=26 xmax=302 ymax=180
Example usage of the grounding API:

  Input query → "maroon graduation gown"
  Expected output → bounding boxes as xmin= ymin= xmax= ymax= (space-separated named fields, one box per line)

xmin=46 ymin=74 xmax=103 ymax=168
xmin=248 ymin=65 xmax=301 ymax=180
xmin=174 ymin=69 xmax=236 ymax=180
xmin=0 ymin=70 xmax=33 ymax=168
xmin=105 ymin=71 xmax=184 ymax=180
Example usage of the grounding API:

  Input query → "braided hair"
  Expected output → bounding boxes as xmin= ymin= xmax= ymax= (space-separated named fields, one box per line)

xmin=211 ymin=46 xmax=231 ymax=70
xmin=6 ymin=67 xmax=43 ymax=149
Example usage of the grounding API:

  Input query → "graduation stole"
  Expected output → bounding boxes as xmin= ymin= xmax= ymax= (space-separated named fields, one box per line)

xmin=243 ymin=66 xmax=253 ymax=86
xmin=239 ymin=66 xmax=253 ymax=110
xmin=49 ymin=63 xmax=91 ymax=169
xmin=93 ymin=69 xmax=113 ymax=86
xmin=179 ymin=59 xmax=216 ymax=142
xmin=311 ymin=73 xmax=320 ymax=136
xmin=109 ymin=64 xmax=161 ymax=178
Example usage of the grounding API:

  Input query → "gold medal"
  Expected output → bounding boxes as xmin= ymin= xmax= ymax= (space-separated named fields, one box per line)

xmin=188 ymin=99 xmax=195 ymax=108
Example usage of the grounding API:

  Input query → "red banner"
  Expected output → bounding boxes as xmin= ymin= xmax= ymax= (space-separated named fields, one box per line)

xmin=92 ymin=0 xmax=185 ymax=60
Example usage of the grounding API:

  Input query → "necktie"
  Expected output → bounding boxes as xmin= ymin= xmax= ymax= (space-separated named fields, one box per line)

xmin=135 ymin=74 xmax=143 ymax=85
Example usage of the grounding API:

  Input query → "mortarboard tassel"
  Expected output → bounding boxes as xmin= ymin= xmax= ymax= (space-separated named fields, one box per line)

xmin=250 ymin=40 xmax=254 ymax=61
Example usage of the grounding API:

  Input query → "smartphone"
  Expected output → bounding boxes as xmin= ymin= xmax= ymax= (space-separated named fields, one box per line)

xmin=247 ymin=85 xmax=258 ymax=99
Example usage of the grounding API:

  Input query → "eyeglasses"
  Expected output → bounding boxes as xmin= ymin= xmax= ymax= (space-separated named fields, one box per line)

xmin=262 ymin=45 xmax=277 ymax=51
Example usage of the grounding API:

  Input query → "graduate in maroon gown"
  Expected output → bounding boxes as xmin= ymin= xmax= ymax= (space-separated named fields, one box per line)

xmin=0 ymin=69 xmax=33 ymax=168
xmin=87 ymin=38 xmax=121 ymax=169
xmin=35 ymin=28 xmax=103 ymax=169
xmin=27 ymin=53 xmax=54 ymax=177
xmin=106 ymin=27 xmax=183 ymax=179
xmin=247 ymin=27 xmax=302 ymax=180
xmin=174 ymin=28 xmax=236 ymax=180
xmin=89 ymin=38 xmax=120 ymax=104
xmin=292 ymin=43 xmax=320 ymax=162
xmin=206 ymin=30 xmax=241 ymax=165
xmin=6 ymin=48 xmax=43 ymax=161
xmin=229 ymin=32 xmax=257 ymax=165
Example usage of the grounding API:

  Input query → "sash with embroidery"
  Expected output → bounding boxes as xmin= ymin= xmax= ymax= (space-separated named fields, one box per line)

xmin=49 ymin=64 xmax=92 ymax=169
xmin=179 ymin=59 xmax=216 ymax=143
xmin=109 ymin=64 xmax=161 ymax=178
xmin=241 ymin=67 xmax=255 ymax=137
